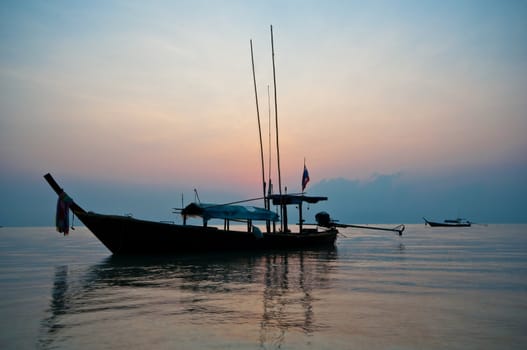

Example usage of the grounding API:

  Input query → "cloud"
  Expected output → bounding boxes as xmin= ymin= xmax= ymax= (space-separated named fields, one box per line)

xmin=308 ymin=165 xmax=527 ymax=224
xmin=1 ymin=160 xmax=526 ymax=227
xmin=1 ymin=2 xmax=526 ymax=226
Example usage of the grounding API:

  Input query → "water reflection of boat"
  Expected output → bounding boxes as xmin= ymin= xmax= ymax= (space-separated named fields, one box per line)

xmin=40 ymin=249 xmax=337 ymax=348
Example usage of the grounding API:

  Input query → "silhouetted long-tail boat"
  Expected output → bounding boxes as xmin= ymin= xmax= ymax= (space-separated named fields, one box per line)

xmin=44 ymin=173 xmax=338 ymax=254
xmin=44 ymin=27 xmax=404 ymax=255
xmin=423 ymin=217 xmax=472 ymax=227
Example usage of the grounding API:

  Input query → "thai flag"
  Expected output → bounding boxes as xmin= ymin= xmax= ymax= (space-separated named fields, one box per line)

xmin=302 ymin=164 xmax=310 ymax=191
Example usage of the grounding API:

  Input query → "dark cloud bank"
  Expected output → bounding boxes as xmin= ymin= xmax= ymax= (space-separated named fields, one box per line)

xmin=1 ymin=163 xmax=526 ymax=226
xmin=309 ymin=168 xmax=527 ymax=224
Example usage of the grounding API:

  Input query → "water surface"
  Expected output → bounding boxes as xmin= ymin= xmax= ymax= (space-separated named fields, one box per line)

xmin=0 ymin=225 xmax=526 ymax=349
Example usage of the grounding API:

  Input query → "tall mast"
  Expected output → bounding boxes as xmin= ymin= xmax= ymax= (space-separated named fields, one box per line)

xmin=267 ymin=84 xmax=274 ymax=233
xmin=250 ymin=39 xmax=267 ymax=208
xmin=267 ymin=84 xmax=272 ymax=190
xmin=270 ymin=25 xmax=283 ymax=230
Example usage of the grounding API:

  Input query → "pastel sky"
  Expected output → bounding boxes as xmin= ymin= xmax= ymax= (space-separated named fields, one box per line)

xmin=1 ymin=1 xmax=526 ymax=225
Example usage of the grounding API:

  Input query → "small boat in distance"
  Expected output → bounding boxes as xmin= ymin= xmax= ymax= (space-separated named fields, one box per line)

xmin=423 ymin=217 xmax=472 ymax=227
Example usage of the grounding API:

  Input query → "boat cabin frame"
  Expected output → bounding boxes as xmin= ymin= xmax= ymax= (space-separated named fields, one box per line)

xmin=179 ymin=194 xmax=329 ymax=234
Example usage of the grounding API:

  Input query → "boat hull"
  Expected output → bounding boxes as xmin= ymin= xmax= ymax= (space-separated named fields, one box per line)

xmin=424 ymin=219 xmax=471 ymax=227
xmin=77 ymin=211 xmax=338 ymax=255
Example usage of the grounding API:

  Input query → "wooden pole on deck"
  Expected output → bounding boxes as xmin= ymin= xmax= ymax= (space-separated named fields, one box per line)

xmin=270 ymin=25 xmax=284 ymax=231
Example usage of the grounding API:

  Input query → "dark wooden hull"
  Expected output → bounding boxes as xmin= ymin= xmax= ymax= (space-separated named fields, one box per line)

xmin=77 ymin=211 xmax=338 ymax=255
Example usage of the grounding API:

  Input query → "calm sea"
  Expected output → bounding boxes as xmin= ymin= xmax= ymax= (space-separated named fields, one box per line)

xmin=0 ymin=224 xmax=526 ymax=349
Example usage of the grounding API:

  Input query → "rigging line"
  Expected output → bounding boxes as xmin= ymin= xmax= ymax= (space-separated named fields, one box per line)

xmin=270 ymin=25 xmax=282 ymax=198
xmin=172 ymin=196 xmax=268 ymax=212
xmin=250 ymin=39 xmax=267 ymax=207
xmin=197 ymin=197 xmax=269 ymax=208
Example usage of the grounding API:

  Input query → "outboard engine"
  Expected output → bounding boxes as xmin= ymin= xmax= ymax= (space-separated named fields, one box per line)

xmin=315 ymin=211 xmax=332 ymax=227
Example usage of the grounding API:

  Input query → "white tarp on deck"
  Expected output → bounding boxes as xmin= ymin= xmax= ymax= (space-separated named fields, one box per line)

xmin=182 ymin=203 xmax=279 ymax=222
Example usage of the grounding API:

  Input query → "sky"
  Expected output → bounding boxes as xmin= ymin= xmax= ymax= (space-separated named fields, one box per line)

xmin=1 ymin=0 xmax=526 ymax=226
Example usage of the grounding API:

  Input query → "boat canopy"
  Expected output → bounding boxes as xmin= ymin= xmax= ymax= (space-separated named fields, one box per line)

xmin=268 ymin=194 xmax=328 ymax=205
xmin=182 ymin=202 xmax=279 ymax=222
